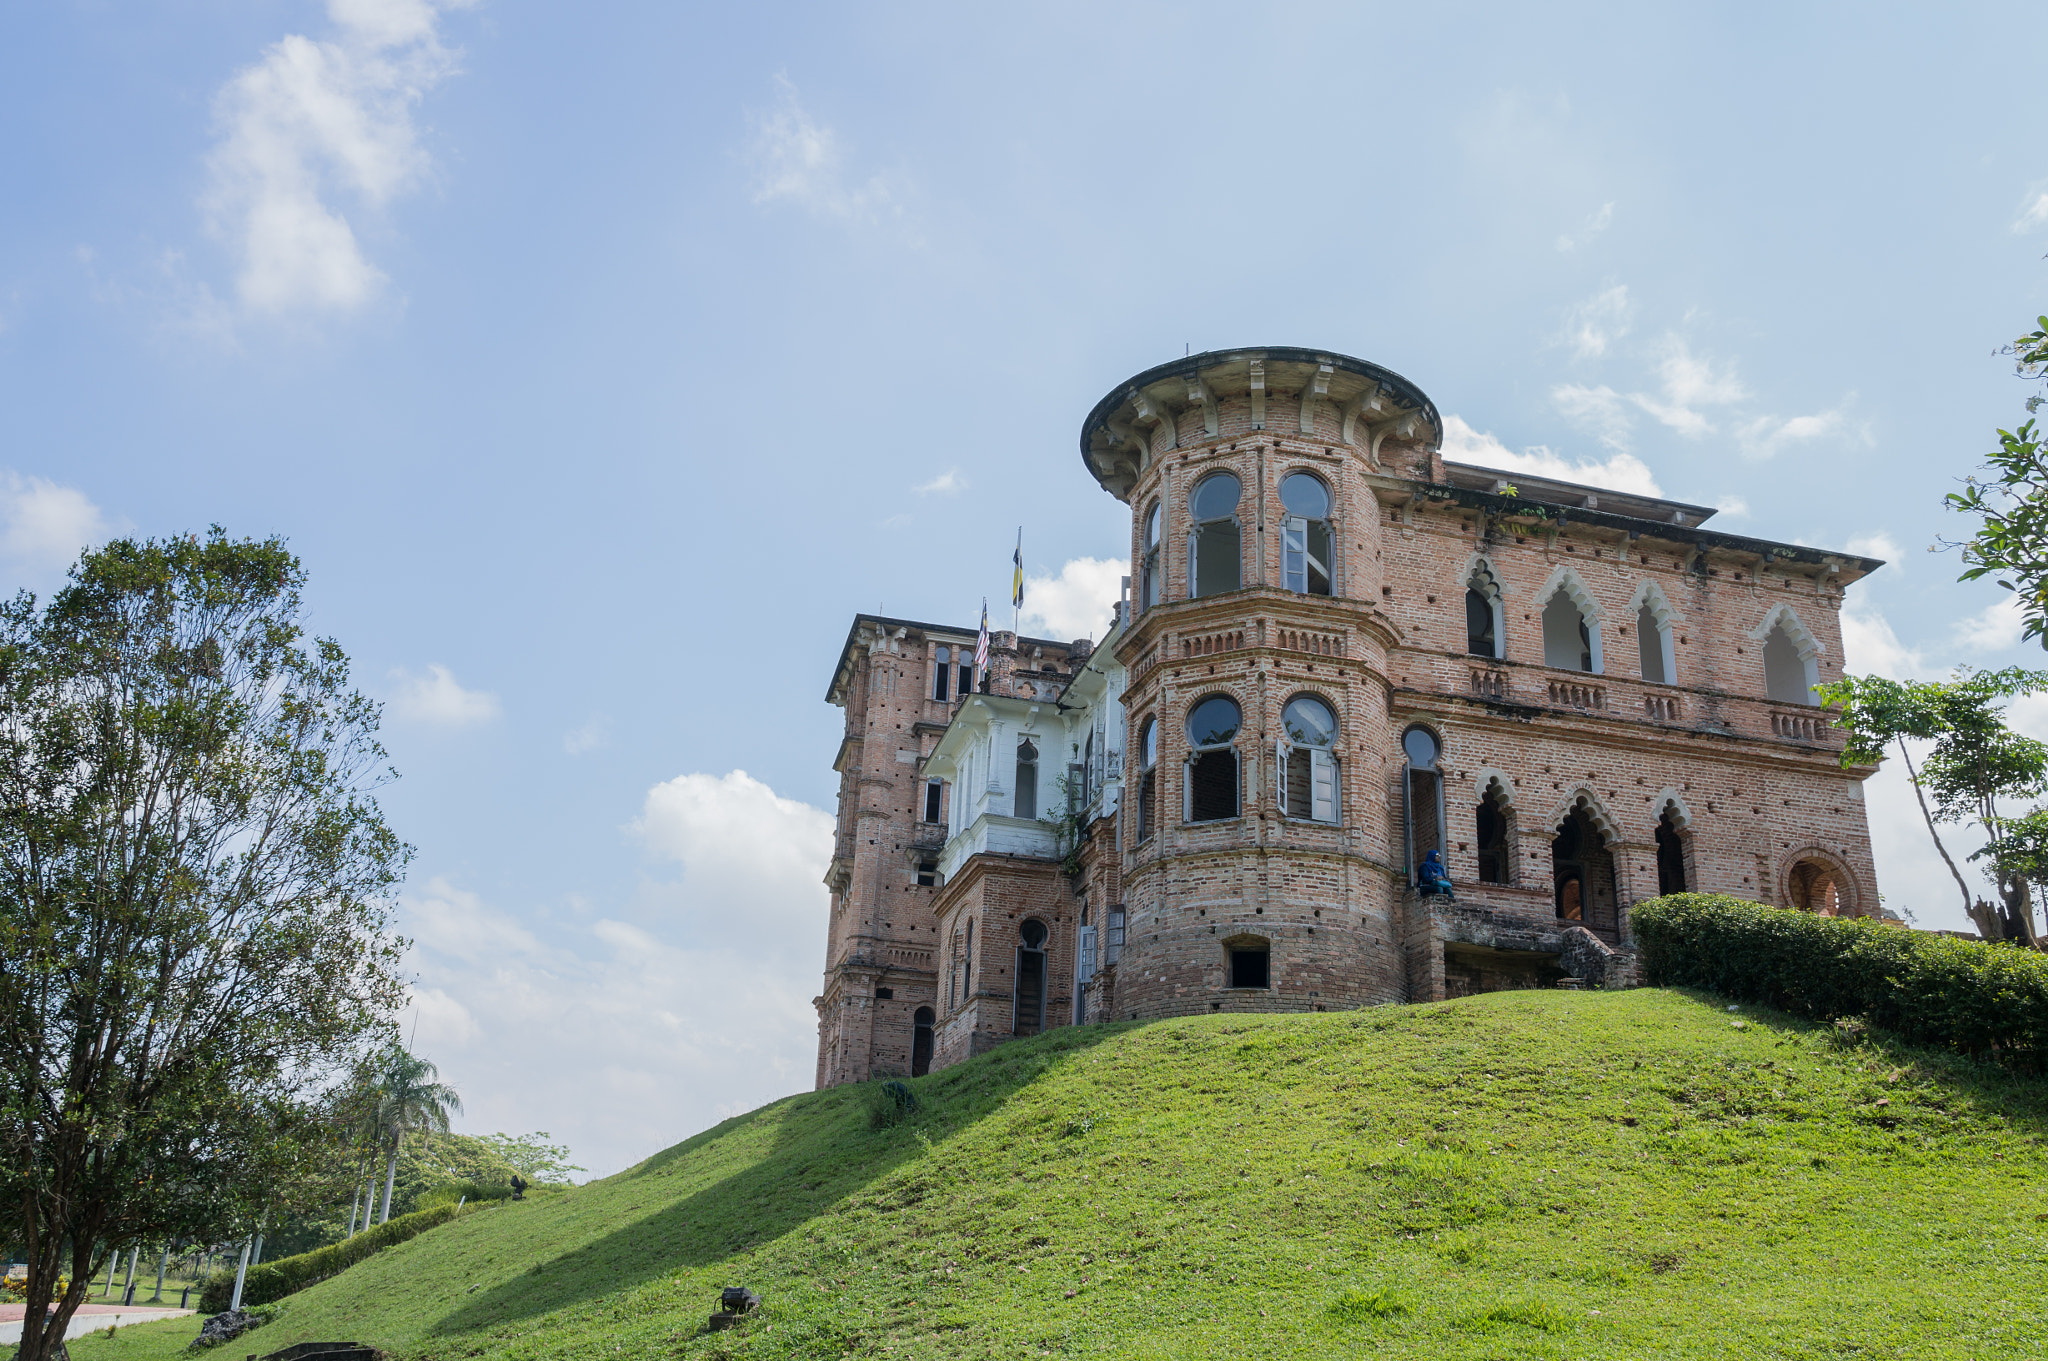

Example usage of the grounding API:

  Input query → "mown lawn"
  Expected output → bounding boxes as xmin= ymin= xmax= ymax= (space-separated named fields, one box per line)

xmin=72 ymin=988 xmax=2048 ymax=1360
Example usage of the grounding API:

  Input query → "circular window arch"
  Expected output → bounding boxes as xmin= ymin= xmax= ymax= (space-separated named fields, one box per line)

xmin=1187 ymin=695 xmax=1242 ymax=748
xmin=1190 ymin=473 xmax=1241 ymax=520
xmin=1186 ymin=694 xmax=1242 ymax=823
xmin=1189 ymin=473 xmax=1242 ymax=598
xmin=1402 ymin=724 xmax=1440 ymax=769
xmin=1283 ymin=694 xmax=1337 ymax=747
xmin=1280 ymin=471 xmax=1331 ymax=518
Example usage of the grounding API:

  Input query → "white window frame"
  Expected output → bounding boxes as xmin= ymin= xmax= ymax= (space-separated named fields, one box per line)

xmin=1275 ymin=739 xmax=1339 ymax=823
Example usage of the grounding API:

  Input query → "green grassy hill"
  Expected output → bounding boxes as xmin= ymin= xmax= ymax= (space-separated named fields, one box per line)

xmin=74 ymin=989 xmax=2048 ymax=1360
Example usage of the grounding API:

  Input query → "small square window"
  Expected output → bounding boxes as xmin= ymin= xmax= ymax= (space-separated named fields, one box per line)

xmin=916 ymin=858 xmax=938 ymax=887
xmin=1229 ymin=948 xmax=1269 ymax=989
xmin=875 ymin=987 xmax=893 ymax=1000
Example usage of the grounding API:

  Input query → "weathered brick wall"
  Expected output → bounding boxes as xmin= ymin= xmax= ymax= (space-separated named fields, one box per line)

xmin=821 ymin=353 xmax=1885 ymax=1080
xmin=815 ymin=620 xmax=1082 ymax=1088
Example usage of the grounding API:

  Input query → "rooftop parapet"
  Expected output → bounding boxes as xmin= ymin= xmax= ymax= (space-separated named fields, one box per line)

xmin=1079 ymin=347 xmax=1442 ymax=500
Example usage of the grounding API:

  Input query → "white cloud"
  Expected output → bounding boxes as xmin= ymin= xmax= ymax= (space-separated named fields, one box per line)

xmin=0 ymin=473 xmax=112 ymax=589
xmin=1555 ymin=201 xmax=1614 ymax=252
xmin=1953 ymin=593 xmax=2027 ymax=654
xmin=2015 ymin=184 xmax=2048 ymax=233
xmin=387 ymin=663 xmax=501 ymax=725
xmin=1625 ymin=336 xmax=1747 ymax=436
xmin=1019 ymin=556 xmax=1128 ymax=642
xmin=1738 ymin=403 xmax=1860 ymax=460
xmin=1712 ymin=495 xmax=1749 ymax=518
xmin=203 ymin=0 xmax=469 ymax=313
xmin=746 ymin=74 xmax=903 ymax=228
xmin=1441 ymin=415 xmax=1661 ymax=496
xmin=1844 ymin=531 xmax=1902 ymax=570
xmin=399 ymin=770 xmax=833 ymax=1176
xmin=1840 ymin=598 xmax=1923 ymax=681
xmin=1550 ymin=383 xmax=1636 ymax=451
xmin=1556 ymin=282 xmax=1632 ymax=360
xmin=562 ymin=716 xmax=609 ymax=756
xmin=914 ymin=469 xmax=965 ymax=495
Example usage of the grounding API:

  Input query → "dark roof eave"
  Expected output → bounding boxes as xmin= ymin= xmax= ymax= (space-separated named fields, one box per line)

xmin=1424 ymin=484 xmax=1885 ymax=574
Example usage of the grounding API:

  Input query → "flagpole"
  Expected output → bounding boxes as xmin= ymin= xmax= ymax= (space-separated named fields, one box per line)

xmin=1013 ymin=526 xmax=1022 ymax=636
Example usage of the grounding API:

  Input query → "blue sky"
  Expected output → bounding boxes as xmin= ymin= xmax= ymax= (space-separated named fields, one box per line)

xmin=4 ymin=1 xmax=2045 ymax=1175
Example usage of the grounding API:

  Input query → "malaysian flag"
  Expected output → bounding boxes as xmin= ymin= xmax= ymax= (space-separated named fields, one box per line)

xmin=974 ymin=598 xmax=990 ymax=683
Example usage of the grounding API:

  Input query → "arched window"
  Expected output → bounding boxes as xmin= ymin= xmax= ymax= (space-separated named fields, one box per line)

xmin=1542 ymin=590 xmax=1596 ymax=672
xmin=1764 ymin=618 xmax=1818 ymax=705
xmin=1466 ymin=563 xmax=1504 ymax=659
xmin=1015 ymin=918 xmax=1049 ymax=1035
xmin=1014 ymin=739 xmax=1039 ymax=819
xmin=1401 ymin=725 xmax=1445 ymax=880
xmin=1136 ymin=718 xmax=1158 ymax=843
xmin=1788 ymin=857 xmax=1845 ymax=916
xmin=911 ymin=1006 xmax=934 ymax=1076
xmin=1655 ymin=805 xmax=1687 ymax=895
xmin=1552 ymin=801 xmax=1617 ymax=940
xmin=1637 ymin=603 xmax=1673 ymax=684
xmin=1188 ymin=473 xmax=1242 ymax=598
xmin=1277 ymin=695 xmax=1339 ymax=822
xmin=1141 ymin=502 xmax=1162 ymax=610
xmin=1476 ymin=783 xmax=1511 ymax=884
xmin=1280 ymin=472 xmax=1333 ymax=596
xmin=932 ymin=645 xmax=951 ymax=701
xmin=1186 ymin=695 xmax=1241 ymax=822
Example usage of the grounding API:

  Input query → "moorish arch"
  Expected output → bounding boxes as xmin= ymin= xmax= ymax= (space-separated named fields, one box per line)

xmin=1779 ymin=845 xmax=1863 ymax=918
xmin=1649 ymin=790 xmax=1696 ymax=896
xmin=1748 ymin=602 xmax=1825 ymax=706
xmin=1625 ymin=578 xmax=1683 ymax=684
xmin=1470 ymin=766 xmax=1519 ymax=884
xmin=1534 ymin=563 xmax=1606 ymax=673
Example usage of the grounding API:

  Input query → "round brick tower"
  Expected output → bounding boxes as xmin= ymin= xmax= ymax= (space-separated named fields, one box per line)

xmin=1080 ymin=348 xmax=1443 ymax=1019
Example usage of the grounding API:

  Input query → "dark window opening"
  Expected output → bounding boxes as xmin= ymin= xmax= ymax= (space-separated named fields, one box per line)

xmin=932 ymin=646 xmax=950 ymax=701
xmin=875 ymin=987 xmax=893 ymax=1000
xmin=958 ymin=660 xmax=974 ymax=696
xmin=1229 ymin=946 xmax=1269 ymax=989
xmin=923 ymin=778 xmax=943 ymax=823
xmin=1015 ymin=918 xmax=1048 ymax=1036
xmin=916 ymin=858 xmax=937 ymax=888
xmin=1136 ymin=718 xmax=1158 ymax=842
xmin=911 ymin=1007 xmax=934 ymax=1076
xmin=1190 ymin=750 xmax=1239 ymax=821
xmin=1402 ymin=726 xmax=1445 ymax=887
xmin=1552 ymin=804 xmax=1618 ymax=941
xmin=1466 ymin=587 xmax=1496 ymax=657
xmin=1656 ymin=809 xmax=1687 ymax=895
xmin=1476 ymin=789 xmax=1509 ymax=884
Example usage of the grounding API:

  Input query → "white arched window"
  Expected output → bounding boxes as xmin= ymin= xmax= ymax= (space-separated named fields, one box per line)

xmin=1538 ymin=571 xmax=1603 ymax=673
xmin=1764 ymin=621 xmax=1819 ymax=704
xmin=1014 ymin=738 xmax=1039 ymax=819
xmin=1276 ymin=695 xmax=1339 ymax=823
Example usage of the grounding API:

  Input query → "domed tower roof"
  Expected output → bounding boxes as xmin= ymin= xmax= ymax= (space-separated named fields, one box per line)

xmin=1078 ymin=347 xmax=1441 ymax=501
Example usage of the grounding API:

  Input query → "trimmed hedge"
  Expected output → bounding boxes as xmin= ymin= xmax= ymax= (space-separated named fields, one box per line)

xmin=200 ymin=1199 xmax=477 ymax=1312
xmin=1633 ymin=893 xmax=2048 ymax=1069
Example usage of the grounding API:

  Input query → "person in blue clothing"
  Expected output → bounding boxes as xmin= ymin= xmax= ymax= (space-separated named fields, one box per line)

xmin=1416 ymin=848 xmax=1455 ymax=900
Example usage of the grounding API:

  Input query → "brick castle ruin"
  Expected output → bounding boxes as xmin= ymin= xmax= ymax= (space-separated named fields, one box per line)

xmin=815 ymin=347 xmax=1884 ymax=1087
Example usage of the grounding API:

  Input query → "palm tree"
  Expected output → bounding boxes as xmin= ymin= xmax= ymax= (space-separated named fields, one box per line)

xmin=373 ymin=1049 xmax=462 ymax=1225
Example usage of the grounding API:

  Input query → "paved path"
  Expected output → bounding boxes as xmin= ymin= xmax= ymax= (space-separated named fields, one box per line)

xmin=0 ymin=1304 xmax=195 ymax=1345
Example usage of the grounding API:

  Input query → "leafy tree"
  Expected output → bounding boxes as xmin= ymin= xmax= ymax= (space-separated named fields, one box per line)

xmin=1819 ymin=667 xmax=2048 ymax=945
xmin=372 ymin=1048 xmax=462 ymax=1224
xmin=477 ymin=1131 xmax=585 ymax=1185
xmin=1946 ymin=315 xmax=2048 ymax=644
xmin=0 ymin=531 xmax=408 ymax=1361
